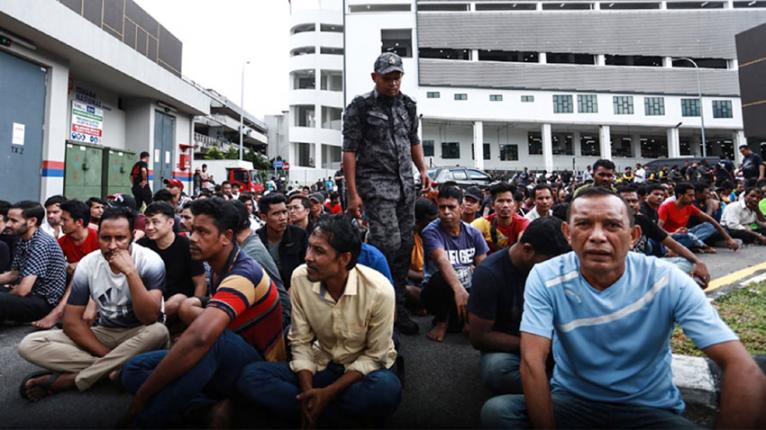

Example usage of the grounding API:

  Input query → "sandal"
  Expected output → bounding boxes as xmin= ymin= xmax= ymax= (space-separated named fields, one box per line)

xmin=19 ymin=370 xmax=59 ymax=402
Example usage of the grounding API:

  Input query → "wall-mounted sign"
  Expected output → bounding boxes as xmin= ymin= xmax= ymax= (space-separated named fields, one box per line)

xmin=70 ymin=100 xmax=103 ymax=145
xmin=12 ymin=122 xmax=25 ymax=145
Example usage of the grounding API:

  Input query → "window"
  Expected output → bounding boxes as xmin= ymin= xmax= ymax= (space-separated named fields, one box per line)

xmin=500 ymin=144 xmax=519 ymax=161
xmin=449 ymin=168 xmax=467 ymax=180
xmin=418 ymin=3 xmax=469 ymax=11
xmin=613 ymin=96 xmax=634 ymax=115
xmin=552 ymin=134 xmax=574 ymax=155
xmin=423 ymin=140 xmax=434 ymax=157
xmin=672 ymin=58 xmax=728 ymax=69
xmin=667 ymin=1 xmax=724 ymax=8
xmin=489 ymin=94 xmax=503 ymax=102
xmin=734 ymin=1 xmax=766 ymax=7
xmin=605 ymin=55 xmax=663 ymax=67
xmin=319 ymin=24 xmax=343 ymax=33
xmin=580 ymin=135 xmax=600 ymax=156
xmin=320 ymin=47 xmax=344 ymax=55
xmin=290 ymin=47 xmax=315 ymax=56
xmin=644 ymin=97 xmax=665 ymax=116
xmin=713 ymin=100 xmax=733 ymax=118
xmin=612 ymin=136 xmax=633 ymax=158
xmin=321 ymin=107 xmax=342 ymax=130
xmin=295 ymin=142 xmax=313 ymax=167
xmin=454 ymin=93 xmax=468 ymax=101
xmin=320 ymin=70 xmax=342 ymax=91
xmin=528 ymin=132 xmax=542 ymax=155
xmin=553 ymin=95 xmax=574 ymax=113
xmin=471 ymin=143 xmax=491 ymax=160
xmin=419 ymin=48 xmax=470 ymax=60
xmin=542 ymin=2 xmax=593 ymax=9
xmin=381 ymin=29 xmax=412 ymax=57
xmin=603 ymin=2 xmax=660 ymax=9
xmin=468 ymin=168 xmax=490 ymax=180
xmin=292 ymin=70 xmax=315 ymax=90
xmin=350 ymin=4 xmax=411 ymax=12
xmin=478 ymin=50 xmax=538 ymax=63
xmin=547 ymin=53 xmax=596 ymax=65
xmin=521 ymin=95 xmax=535 ymax=103
xmin=427 ymin=91 xmax=440 ymax=99
xmin=442 ymin=142 xmax=460 ymax=159
xmin=577 ymin=95 xmax=598 ymax=113
xmin=681 ymin=99 xmax=700 ymax=117
xmin=291 ymin=24 xmax=315 ymax=34
xmin=640 ymin=136 xmax=668 ymax=158
xmin=322 ymin=144 xmax=342 ymax=169
xmin=476 ymin=3 xmax=536 ymax=10
xmin=293 ymin=105 xmax=315 ymax=127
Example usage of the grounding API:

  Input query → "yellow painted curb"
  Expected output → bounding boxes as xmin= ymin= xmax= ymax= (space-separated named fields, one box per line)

xmin=705 ymin=261 xmax=766 ymax=293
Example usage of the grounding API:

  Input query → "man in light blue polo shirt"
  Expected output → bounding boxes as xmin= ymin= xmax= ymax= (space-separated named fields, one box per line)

xmin=481 ymin=187 xmax=766 ymax=429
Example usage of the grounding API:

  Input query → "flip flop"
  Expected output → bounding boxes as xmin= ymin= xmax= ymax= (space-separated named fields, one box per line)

xmin=19 ymin=370 xmax=59 ymax=402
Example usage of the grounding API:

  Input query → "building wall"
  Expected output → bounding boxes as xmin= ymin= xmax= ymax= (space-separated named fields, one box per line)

xmin=736 ymin=22 xmax=766 ymax=141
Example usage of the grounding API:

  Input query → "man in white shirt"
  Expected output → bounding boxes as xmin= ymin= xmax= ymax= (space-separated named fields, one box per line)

xmin=524 ymin=184 xmax=553 ymax=222
xmin=720 ymin=187 xmax=766 ymax=245
xmin=634 ymin=163 xmax=646 ymax=184
xmin=40 ymin=195 xmax=66 ymax=239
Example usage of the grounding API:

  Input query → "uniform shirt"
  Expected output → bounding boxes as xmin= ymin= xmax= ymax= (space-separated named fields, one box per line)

xmin=11 ymin=229 xmax=67 ymax=306
xmin=208 ymin=246 xmax=286 ymax=362
xmin=68 ymin=243 xmax=165 ymax=328
xmin=57 ymin=228 xmax=100 ymax=264
xmin=658 ymin=201 xmax=701 ymax=233
xmin=472 ymin=214 xmax=529 ymax=253
xmin=521 ymin=252 xmax=737 ymax=413
xmin=288 ymin=264 xmax=397 ymax=376
xmin=721 ymin=200 xmax=766 ymax=230
xmin=342 ymin=89 xmax=419 ymax=202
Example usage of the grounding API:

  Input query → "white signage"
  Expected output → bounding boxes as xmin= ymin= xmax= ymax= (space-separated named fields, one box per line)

xmin=70 ymin=100 xmax=104 ymax=145
xmin=11 ymin=122 xmax=25 ymax=145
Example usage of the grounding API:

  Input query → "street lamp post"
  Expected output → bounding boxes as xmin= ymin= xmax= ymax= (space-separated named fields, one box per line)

xmin=676 ymin=57 xmax=707 ymax=157
xmin=239 ymin=60 xmax=250 ymax=161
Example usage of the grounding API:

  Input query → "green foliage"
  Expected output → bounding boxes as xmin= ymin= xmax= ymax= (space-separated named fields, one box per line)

xmin=203 ymin=147 xmax=225 ymax=160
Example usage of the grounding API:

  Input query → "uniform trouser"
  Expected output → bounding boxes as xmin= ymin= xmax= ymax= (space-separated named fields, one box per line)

xmin=0 ymin=289 xmax=51 ymax=323
xmin=17 ymin=322 xmax=169 ymax=391
xmin=364 ymin=192 xmax=415 ymax=305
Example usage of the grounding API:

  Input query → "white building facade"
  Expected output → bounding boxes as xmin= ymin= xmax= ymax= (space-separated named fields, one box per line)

xmin=287 ymin=0 xmax=766 ymax=175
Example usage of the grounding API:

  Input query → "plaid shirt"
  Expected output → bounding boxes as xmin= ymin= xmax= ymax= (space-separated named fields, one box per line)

xmin=11 ymin=228 xmax=67 ymax=306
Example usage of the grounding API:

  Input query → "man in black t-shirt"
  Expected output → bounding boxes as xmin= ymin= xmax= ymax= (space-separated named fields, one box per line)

xmin=137 ymin=202 xmax=206 ymax=319
xmin=740 ymin=144 xmax=765 ymax=181
xmin=131 ymin=152 xmax=152 ymax=211
xmin=468 ymin=217 xmax=570 ymax=395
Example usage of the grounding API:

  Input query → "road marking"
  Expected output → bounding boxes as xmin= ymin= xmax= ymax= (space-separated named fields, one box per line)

xmin=705 ymin=261 xmax=766 ymax=293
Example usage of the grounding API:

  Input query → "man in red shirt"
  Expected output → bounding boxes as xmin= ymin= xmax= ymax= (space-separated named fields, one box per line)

xmin=471 ymin=183 xmax=530 ymax=253
xmin=658 ymin=182 xmax=738 ymax=253
xmin=324 ymin=192 xmax=343 ymax=215
xmin=32 ymin=199 xmax=99 ymax=329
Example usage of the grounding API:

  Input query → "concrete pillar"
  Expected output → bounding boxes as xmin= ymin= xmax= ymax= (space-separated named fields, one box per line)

xmin=599 ymin=125 xmax=612 ymax=160
xmin=536 ymin=1 xmax=543 ymax=10
xmin=734 ymin=130 xmax=747 ymax=164
xmin=539 ymin=52 xmax=547 ymax=64
xmin=314 ymin=142 xmax=322 ymax=169
xmin=663 ymin=57 xmax=673 ymax=68
xmin=542 ymin=123 xmax=553 ymax=173
xmin=660 ymin=1 xmax=668 ymax=9
xmin=573 ymin=131 xmax=582 ymax=157
xmin=631 ymin=133 xmax=642 ymax=159
xmin=471 ymin=49 xmax=479 ymax=61
xmin=726 ymin=0 xmax=735 ymax=8
xmin=593 ymin=1 xmax=600 ymax=10
xmin=596 ymin=54 xmax=605 ymax=66
xmin=473 ymin=121 xmax=484 ymax=170
xmin=667 ymin=127 xmax=681 ymax=158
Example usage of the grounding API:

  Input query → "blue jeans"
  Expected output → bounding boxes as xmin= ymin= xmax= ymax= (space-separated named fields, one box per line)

xmin=480 ymin=352 xmax=522 ymax=395
xmin=121 ymin=330 xmax=262 ymax=427
xmin=237 ymin=361 xmax=402 ymax=425
xmin=672 ymin=222 xmax=715 ymax=249
xmin=481 ymin=391 xmax=699 ymax=429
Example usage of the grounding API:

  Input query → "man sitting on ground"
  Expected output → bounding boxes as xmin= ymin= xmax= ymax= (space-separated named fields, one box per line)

xmin=481 ymin=187 xmax=766 ymax=429
xmin=86 ymin=197 xmax=106 ymax=230
xmin=524 ymin=184 xmax=554 ymax=221
xmin=462 ymin=187 xmax=483 ymax=224
xmin=17 ymin=206 xmax=168 ymax=401
xmin=121 ymin=198 xmax=285 ymax=427
xmin=658 ymin=182 xmax=739 ymax=252
xmin=237 ymin=215 xmax=401 ymax=427
xmin=41 ymin=195 xmax=66 ymax=239
xmin=472 ymin=183 xmax=529 ymax=253
xmin=640 ymin=183 xmax=666 ymax=223
xmin=720 ymin=187 xmax=766 ymax=245
xmin=572 ymin=159 xmax=616 ymax=198
xmin=32 ymin=199 xmax=100 ymax=329
xmin=287 ymin=193 xmax=314 ymax=232
xmin=469 ymin=217 xmax=570 ymax=396
xmin=0 ymin=201 xmax=67 ymax=324
xmin=257 ymin=192 xmax=307 ymax=290
xmin=422 ymin=185 xmax=489 ymax=342
xmin=137 ymin=202 xmax=206 ymax=319
xmin=406 ymin=198 xmax=438 ymax=305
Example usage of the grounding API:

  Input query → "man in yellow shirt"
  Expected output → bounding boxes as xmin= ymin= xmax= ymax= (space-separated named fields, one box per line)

xmin=237 ymin=215 xmax=401 ymax=427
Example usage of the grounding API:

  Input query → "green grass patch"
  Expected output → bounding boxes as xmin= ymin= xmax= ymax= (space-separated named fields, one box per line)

xmin=672 ymin=281 xmax=766 ymax=357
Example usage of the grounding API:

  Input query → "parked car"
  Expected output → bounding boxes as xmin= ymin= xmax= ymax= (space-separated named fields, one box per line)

xmin=643 ymin=157 xmax=721 ymax=172
xmin=426 ymin=166 xmax=494 ymax=188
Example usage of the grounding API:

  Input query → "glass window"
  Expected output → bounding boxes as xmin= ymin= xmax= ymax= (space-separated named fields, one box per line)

xmin=605 ymin=55 xmax=663 ymax=67
xmin=292 ymin=70 xmax=315 ymax=90
xmin=290 ymin=46 xmax=315 ymax=56
xmin=644 ymin=97 xmax=665 ymax=116
xmin=291 ymin=24 xmax=315 ymax=34
xmin=419 ymin=48 xmax=470 ymax=60
xmin=672 ymin=58 xmax=728 ymax=69
xmin=320 ymin=47 xmax=344 ymax=55
xmin=442 ymin=142 xmax=460 ymax=159
xmin=713 ymin=100 xmax=733 ymax=118
xmin=478 ymin=50 xmax=538 ymax=62
xmin=423 ymin=140 xmax=434 ymax=157
xmin=319 ymin=24 xmax=343 ymax=33
xmin=294 ymin=105 xmax=315 ymax=127
xmin=552 ymin=133 xmax=574 ymax=155
xmin=681 ymin=99 xmax=700 ymax=117
xmin=418 ymin=3 xmax=469 ymax=11
xmin=521 ymin=95 xmax=535 ymax=103
xmin=612 ymin=136 xmax=633 ymax=157
xmin=613 ymin=96 xmax=634 ymax=115
xmin=489 ymin=94 xmax=503 ymax=102
xmin=470 ymin=143 xmax=491 ymax=160
xmin=381 ymin=29 xmax=412 ymax=57
xmin=320 ymin=70 xmax=342 ymax=91
xmin=468 ymin=168 xmax=490 ymax=180
xmin=321 ymin=107 xmax=342 ymax=130
xmin=449 ymin=168 xmax=467 ymax=179
xmin=426 ymin=91 xmax=440 ymax=99
xmin=547 ymin=53 xmax=596 ymax=65
xmin=577 ymin=95 xmax=598 ymax=113
xmin=500 ymin=144 xmax=519 ymax=161
xmin=350 ymin=4 xmax=411 ymax=12
xmin=640 ymin=136 xmax=668 ymax=158
xmin=553 ymin=95 xmax=574 ymax=113
xmin=580 ymin=134 xmax=600 ymax=156
xmin=528 ymin=132 xmax=542 ymax=155
xmin=454 ymin=93 xmax=468 ymax=101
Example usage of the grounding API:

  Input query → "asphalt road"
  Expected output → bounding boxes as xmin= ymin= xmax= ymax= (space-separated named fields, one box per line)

xmin=0 ymin=246 xmax=764 ymax=429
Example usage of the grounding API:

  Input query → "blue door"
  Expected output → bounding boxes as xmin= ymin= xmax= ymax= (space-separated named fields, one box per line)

xmin=0 ymin=50 xmax=46 ymax=201
xmin=153 ymin=111 xmax=175 ymax=191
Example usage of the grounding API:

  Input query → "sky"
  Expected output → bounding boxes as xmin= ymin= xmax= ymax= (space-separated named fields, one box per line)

xmin=134 ymin=0 xmax=291 ymax=119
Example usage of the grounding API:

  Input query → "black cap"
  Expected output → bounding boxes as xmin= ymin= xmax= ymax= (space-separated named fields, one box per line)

xmin=465 ymin=186 xmax=482 ymax=202
xmin=374 ymin=52 xmax=404 ymax=75
xmin=309 ymin=192 xmax=325 ymax=203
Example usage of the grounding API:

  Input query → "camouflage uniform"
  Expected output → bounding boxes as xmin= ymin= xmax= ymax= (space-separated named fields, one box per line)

xmin=343 ymin=89 xmax=419 ymax=304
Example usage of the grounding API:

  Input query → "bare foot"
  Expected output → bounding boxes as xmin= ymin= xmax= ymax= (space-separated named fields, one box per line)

xmin=700 ymin=246 xmax=717 ymax=254
xmin=426 ymin=322 xmax=448 ymax=342
xmin=208 ymin=398 xmax=234 ymax=429
xmin=31 ymin=313 xmax=61 ymax=330
xmin=22 ymin=372 xmax=76 ymax=402
xmin=108 ymin=369 xmax=121 ymax=383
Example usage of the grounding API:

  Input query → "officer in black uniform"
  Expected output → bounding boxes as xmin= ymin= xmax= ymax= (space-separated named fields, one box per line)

xmin=342 ymin=52 xmax=431 ymax=335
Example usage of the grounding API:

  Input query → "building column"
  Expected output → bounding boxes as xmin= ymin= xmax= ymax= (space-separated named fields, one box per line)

xmin=734 ymin=130 xmax=747 ymax=164
xmin=660 ymin=1 xmax=668 ymax=9
xmin=663 ymin=57 xmax=673 ymax=68
xmin=726 ymin=0 xmax=735 ymax=8
xmin=314 ymin=142 xmax=322 ymax=169
xmin=593 ymin=1 xmax=600 ymax=9
xmin=573 ymin=131 xmax=582 ymax=157
xmin=536 ymin=1 xmax=543 ymax=10
xmin=539 ymin=52 xmax=547 ymax=64
xmin=473 ymin=121 xmax=484 ymax=170
xmin=599 ymin=125 xmax=612 ymax=160
xmin=542 ymin=123 xmax=553 ymax=173
xmin=667 ymin=127 xmax=681 ymax=158
xmin=471 ymin=49 xmax=479 ymax=61
xmin=596 ymin=54 xmax=605 ymax=66
xmin=631 ymin=133 xmax=642 ymax=159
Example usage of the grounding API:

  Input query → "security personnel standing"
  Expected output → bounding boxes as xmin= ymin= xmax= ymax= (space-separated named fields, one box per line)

xmin=343 ymin=52 xmax=430 ymax=335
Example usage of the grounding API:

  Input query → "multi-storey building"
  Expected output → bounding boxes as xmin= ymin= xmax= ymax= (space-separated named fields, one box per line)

xmin=288 ymin=0 xmax=766 ymax=175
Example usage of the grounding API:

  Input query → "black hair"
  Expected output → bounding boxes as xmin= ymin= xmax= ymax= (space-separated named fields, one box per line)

xmin=645 ymin=183 xmax=665 ymax=194
xmin=140 ymin=151 xmax=150 ymax=159
xmin=190 ymin=197 xmax=239 ymax=235
xmin=144 ymin=202 xmax=176 ymax=219
xmin=44 ymin=195 xmax=66 ymax=208
xmin=312 ymin=214 xmax=362 ymax=270
xmin=100 ymin=206 xmax=135 ymax=232
xmin=181 ymin=200 xmax=193 ymax=210
xmin=329 ymin=191 xmax=339 ymax=200
xmin=230 ymin=199 xmax=251 ymax=232
xmin=221 ymin=180 xmax=231 ymax=187
xmin=693 ymin=182 xmax=711 ymax=194
xmin=258 ymin=192 xmax=287 ymax=215
xmin=437 ymin=184 xmax=464 ymax=204
xmin=288 ymin=194 xmax=311 ymax=210
xmin=592 ymin=159 xmax=616 ymax=172
xmin=616 ymin=184 xmax=638 ymax=194
xmin=568 ymin=187 xmax=634 ymax=226
xmin=10 ymin=201 xmax=45 ymax=227
xmin=675 ymin=182 xmax=694 ymax=197
xmin=238 ymin=193 xmax=254 ymax=204
xmin=532 ymin=184 xmax=552 ymax=199
xmin=551 ymin=203 xmax=569 ymax=221
xmin=152 ymin=189 xmax=174 ymax=203
xmin=415 ymin=197 xmax=438 ymax=222
xmin=490 ymin=182 xmax=516 ymax=201
xmin=60 ymin=199 xmax=90 ymax=226
xmin=520 ymin=217 xmax=571 ymax=257
xmin=0 ymin=200 xmax=11 ymax=220
xmin=744 ymin=186 xmax=762 ymax=197
xmin=86 ymin=197 xmax=107 ymax=208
